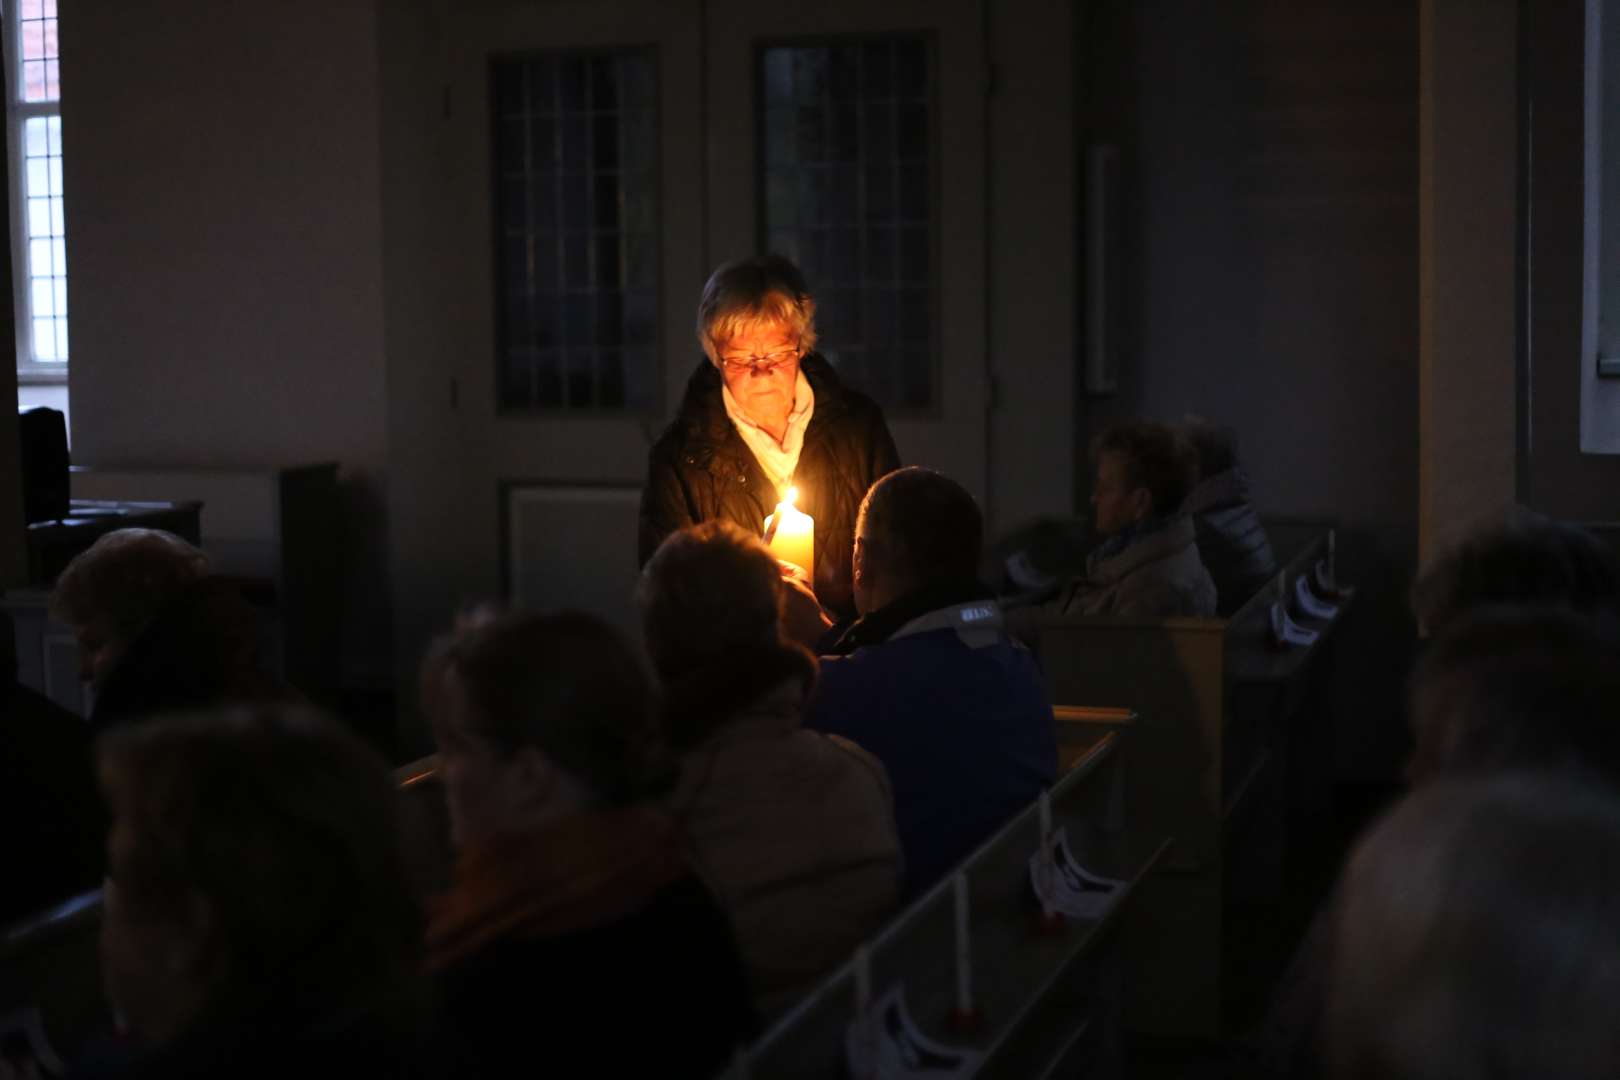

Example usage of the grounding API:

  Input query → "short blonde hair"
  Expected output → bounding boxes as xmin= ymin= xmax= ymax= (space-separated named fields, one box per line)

xmin=695 ymin=254 xmax=818 ymax=364
xmin=51 ymin=528 xmax=210 ymax=643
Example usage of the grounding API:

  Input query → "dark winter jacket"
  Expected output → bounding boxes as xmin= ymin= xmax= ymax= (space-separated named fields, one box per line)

xmin=639 ymin=355 xmax=900 ymax=619
xmin=1184 ymin=468 xmax=1278 ymax=616
xmin=69 ymin=1003 xmax=427 ymax=1080
xmin=1 ymin=682 xmax=105 ymax=928
xmin=428 ymin=811 xmax=755 ymax=1078
xmin=90 ymin=577 xmax=292 ymax=736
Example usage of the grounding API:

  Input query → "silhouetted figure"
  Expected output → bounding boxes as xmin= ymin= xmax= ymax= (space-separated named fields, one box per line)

xmin=804 ymin=467 xmax=1057 ymax=898
xmin=1181 ymin=416 xmax=1278 ymax=614
xmin=50 ymin=529 xmax=288 ymax=733
xmin=421 ymin=611 xmax=754 ymax=1077
xmin=1410 ymin=512 xmax=1620 ymax=637
xmin=642 ymin=521 xmax=900 ymax=1020
xmin=1328 ymin=773 xmax=1620 ymax=1079
xmin=1261 ymin=604 xmax=1620 ymax=1079
xmin=639 ymin=254 xmax=901 ymax=619
xmin=73 ymin=707 xmax=425 ymax=1079
xmin=1405 ymin=607 xmax=1620 ymax=786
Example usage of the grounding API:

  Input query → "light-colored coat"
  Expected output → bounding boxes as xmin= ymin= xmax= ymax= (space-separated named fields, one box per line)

xmin=1058 ymin=514 xmax=1218 ymax=618
xmin=669 ymin=679 xmax=901 ymax=1020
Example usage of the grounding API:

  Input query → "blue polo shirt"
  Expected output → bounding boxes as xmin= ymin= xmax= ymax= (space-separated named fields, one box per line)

xmin=805 ymin=602 xmax=1058 ymax=898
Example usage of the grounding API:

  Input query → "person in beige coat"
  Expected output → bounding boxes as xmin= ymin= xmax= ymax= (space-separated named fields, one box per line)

xmin=1050 ymin=418 xmax=1217 ymax=618
xmin=640 ymin=520 xmax=902 ymax=1020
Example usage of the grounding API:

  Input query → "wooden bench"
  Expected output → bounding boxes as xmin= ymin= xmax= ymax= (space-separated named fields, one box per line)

xmin=1032 ymin=531 xmax=1350 ymax=1039
xmin=0 ymin=754 xmax=454 ymax=1064
xmin=728 ymin=731 xmax=1165 ymax=1080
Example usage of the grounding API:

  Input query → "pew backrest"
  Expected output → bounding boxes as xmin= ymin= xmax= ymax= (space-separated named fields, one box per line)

xmin=736 ymin=730 xmax=1165 ymax=1079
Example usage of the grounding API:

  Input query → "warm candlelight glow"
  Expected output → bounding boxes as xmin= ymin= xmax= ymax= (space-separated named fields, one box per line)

xmin=764 ymin=486 xmax=815 ymax=579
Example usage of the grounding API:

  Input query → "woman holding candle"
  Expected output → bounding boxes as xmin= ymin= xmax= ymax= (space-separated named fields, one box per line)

xmin=638 ymin=254 xmax=901 ymax=620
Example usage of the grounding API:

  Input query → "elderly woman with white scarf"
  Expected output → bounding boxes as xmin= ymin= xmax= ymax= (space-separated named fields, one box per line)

xmin=638 ymin=255 xmax=900 ymax=620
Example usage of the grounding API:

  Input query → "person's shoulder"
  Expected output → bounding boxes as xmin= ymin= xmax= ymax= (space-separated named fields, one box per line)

xmin=822 ymin=730 xmax=896 ymax=790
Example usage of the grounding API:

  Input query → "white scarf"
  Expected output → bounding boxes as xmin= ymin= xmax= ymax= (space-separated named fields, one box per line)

xmin=721 ymin=369 xmax=815 ymax=497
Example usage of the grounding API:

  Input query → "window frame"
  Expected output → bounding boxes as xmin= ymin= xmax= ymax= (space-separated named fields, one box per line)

xmin=1582 ymin=0 xmax=1620 ymax=451
xmin=488 ymin=45 xmax=665 ymax=417
xmin=5 ymin=0 xmax=65 ymax=384
xmin=752 ymin=32 xmax=944 ymax=417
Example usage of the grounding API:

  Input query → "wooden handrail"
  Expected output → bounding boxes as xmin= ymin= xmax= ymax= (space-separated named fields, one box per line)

xmin=1052 ymin=705 xmax=1136 ymax=726
xmin=0 ymin=889 xmax=101 ymax=954
xmin=393 ymin=754 xmax=440 ymax=788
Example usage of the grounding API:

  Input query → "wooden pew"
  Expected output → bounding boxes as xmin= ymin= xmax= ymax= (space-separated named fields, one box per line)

xmin=1033 ymin=531 xmax=1350 ymax=1039
xmin=0 ymin=754 xmax=454 ymax=1065
xmin=730 ymin=731 xmax=1166 ymax=1080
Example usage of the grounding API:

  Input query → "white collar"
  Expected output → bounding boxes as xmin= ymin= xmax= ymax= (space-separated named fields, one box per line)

xmin=721 ymin=369 xmax=815 ymax=494
xmin=890 ymin=600 xmax=1007 ymax=649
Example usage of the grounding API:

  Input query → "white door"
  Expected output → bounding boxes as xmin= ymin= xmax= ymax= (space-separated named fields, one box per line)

xmin=434 ymin=0 xmax=708 ymax=645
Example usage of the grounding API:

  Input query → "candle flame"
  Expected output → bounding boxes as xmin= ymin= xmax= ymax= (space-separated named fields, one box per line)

xmin=782 ymin=486 xmax=799 ymax=509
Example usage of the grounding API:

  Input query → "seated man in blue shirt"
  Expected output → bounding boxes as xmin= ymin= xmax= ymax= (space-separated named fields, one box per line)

xmin=801 ymin=467 xmax=1058 ymax=898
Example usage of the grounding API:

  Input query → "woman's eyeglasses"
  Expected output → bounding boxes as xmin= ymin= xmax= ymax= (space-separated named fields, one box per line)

xmin=720 ymin=345 xmax=801 ymax=375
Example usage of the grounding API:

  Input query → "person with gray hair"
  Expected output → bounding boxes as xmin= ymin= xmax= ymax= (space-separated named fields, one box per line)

xmin=1327 ymin=773 xmax=1620 ymax=1079
xmin=638 ymin=254 xmax=900 ymax=619
xmin=50 ymin=528 xmax=286 ymax=732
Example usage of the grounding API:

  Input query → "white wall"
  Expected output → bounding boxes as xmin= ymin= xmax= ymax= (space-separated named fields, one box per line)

xmin=60 ymin=0 xmax=394 ymax=685
xmin=1113 ymin=0 xmax=1422 ymax=780
xmin=988 ymin=0 xmax=1078 ymax=530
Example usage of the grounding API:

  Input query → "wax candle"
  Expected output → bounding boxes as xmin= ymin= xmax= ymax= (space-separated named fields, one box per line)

xmin=764 ymin=486 xmax=815 ymax=578
xmin=954 ymin=873 xmax=973 ymax=1014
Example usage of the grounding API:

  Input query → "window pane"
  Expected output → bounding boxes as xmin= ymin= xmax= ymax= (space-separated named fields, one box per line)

xmin=759 ymin=37 xmax=936 ymax=409
xmin=15 ymin=30 xmax=69 ymax=367
xmin=19 ymin=6 xmax=61 ymax=103
xmin=32 ymin=318 xmax=55 ymax=360
xmin=492 ymin=48 xmax=659 ymax=411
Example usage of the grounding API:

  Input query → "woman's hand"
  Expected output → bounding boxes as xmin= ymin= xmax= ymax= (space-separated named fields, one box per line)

xmin=778 ymin=561 xmax=832 ymax=650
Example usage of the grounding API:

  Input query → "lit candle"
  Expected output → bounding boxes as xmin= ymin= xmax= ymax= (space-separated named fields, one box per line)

xmin=763 ymin=486 xmax=815 ymax=579
xmin=954 ymin=873 xmax=973 ymax=1014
